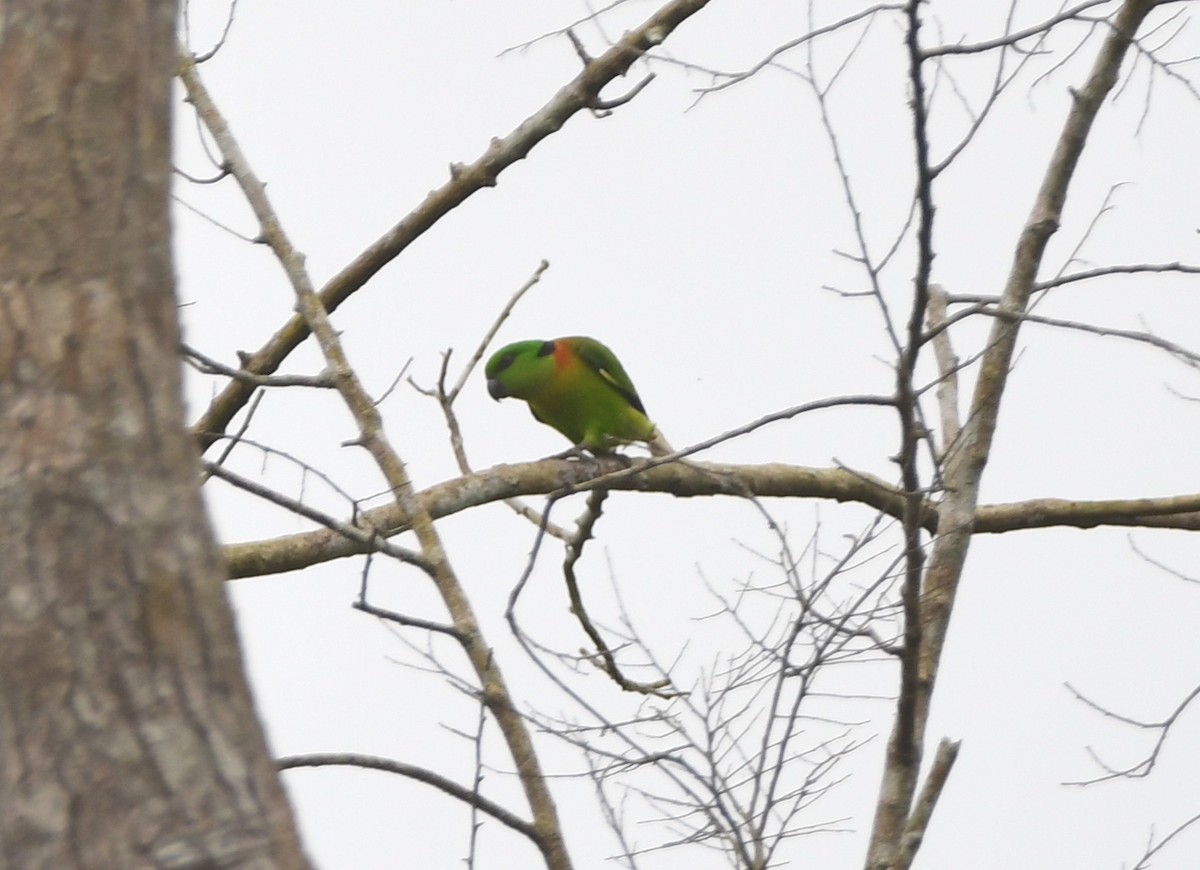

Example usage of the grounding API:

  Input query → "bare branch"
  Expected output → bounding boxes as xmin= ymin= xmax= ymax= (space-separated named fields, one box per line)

xmin=221 ymin=454 xmax=1200 ymax=579
xmin=1034 ymin=260 xmax=1200 ymax=290
xmin=546 ymin=394 xmax=898 ymax=495
xmin=466 ymin=681 xmax=489 ymax=870
xmin=693 ymin=5 xmax=905 ymax=95
xmin=869 ymin=3 xmax=1163 ymax=865
xmin=201 ymin=389 xmax=264 ymax=479
xmin=803 ymin=16 xmax=907 ymax=359
xmin=500 ymin=2 xmax=635 ymax=56
xmin=353 ymin=598 xmax=460 ymax=638
xmin=1129 ymin=810 xmax=1200 ymax=870
xmin=969 ymin=305 xmax=1200 ymax=368
xmin=925 ymin=285 xmax=961 ymax=458
xmin=927 ymin=6 xmax=1059 ymax=177
xmin=1063 ymin=682 xmax=1200 ymax=785
xmin=203 ymin=460 xmax=427 ymax=570
xmin=896 ymin=738 xmax=961 ymax=870
xmin=184 ymin=343 xmax=334 ymax=388
xmin=1128 ymin=535 xmax=1200 ymax=584
xmin=170 ymin=192 xmax=257 ymax=243
xmin=278 ymin=753 xmax=538 ymax=841
xmin=922 ymin=0 xmax=1111 ymax=57
xmin=182 ymin=0 xmax=241 ymax=63
xmin=866 ymin=4 xmax=938 ymax=863
xmin=561 ymin=490 xmax=674 ymax=696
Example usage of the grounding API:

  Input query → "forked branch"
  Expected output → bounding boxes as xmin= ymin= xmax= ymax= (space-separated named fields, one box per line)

xmin=866 ymin=2 xmax=1163 ymax=867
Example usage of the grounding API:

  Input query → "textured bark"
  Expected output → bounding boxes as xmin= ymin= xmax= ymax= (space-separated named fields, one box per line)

xmin=219 ymin=457 xmax=1200 ymax=580
xmin=0 ymin=2 xmax=310 ymax=867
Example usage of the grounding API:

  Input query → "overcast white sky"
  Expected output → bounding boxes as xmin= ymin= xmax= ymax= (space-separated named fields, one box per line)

xmin=175 ymin=2 xmax=1200 ymax=868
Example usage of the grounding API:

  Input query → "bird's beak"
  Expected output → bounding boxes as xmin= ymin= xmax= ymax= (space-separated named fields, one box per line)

xmin=487 ymin=379 xmax=508 ymax=400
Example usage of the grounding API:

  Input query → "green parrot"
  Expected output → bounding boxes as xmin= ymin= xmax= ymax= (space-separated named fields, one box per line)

xmin=486 ymin=336 xmax=674 ymax=456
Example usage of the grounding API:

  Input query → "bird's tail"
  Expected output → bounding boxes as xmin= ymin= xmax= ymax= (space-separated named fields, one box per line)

xmin=648 ymin=428 xmax=674 ymax=458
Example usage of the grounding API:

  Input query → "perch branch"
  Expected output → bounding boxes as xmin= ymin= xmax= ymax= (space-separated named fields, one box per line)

xmin=219 ymin=457 xmax=1200 ymax=579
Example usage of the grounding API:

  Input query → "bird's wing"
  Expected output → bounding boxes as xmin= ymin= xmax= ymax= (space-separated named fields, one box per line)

xmin=564 ymin=337 xmax=647 ymax=414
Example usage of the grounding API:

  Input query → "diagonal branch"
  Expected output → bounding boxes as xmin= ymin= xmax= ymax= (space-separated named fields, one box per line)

xmin=180 ymin=43 xmax=593 ymax=870
xmin=180 ymin=0 xmax=716 ymax=452
xmin=278 ymin=753 xmax=537 ymax=840
xmin=895 ymin=738 xmax=960 ymax=870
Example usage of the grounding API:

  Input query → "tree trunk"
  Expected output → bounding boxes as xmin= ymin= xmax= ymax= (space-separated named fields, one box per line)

xmin=0 ymin=2 xmax=310 ymax=867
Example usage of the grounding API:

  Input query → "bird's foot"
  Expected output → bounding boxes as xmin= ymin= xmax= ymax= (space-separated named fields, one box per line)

xmin=551 ymin=445 xmax=591 ymax=461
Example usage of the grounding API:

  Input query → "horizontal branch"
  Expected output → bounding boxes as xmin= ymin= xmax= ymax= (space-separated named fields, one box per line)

xmin=219 ymin=457 xmax=1200 ymax=579
xmin=976 ymin=493 xmax=1200 ymax=532
xmin=1034 ymin=261 xmax=1200 ymax=291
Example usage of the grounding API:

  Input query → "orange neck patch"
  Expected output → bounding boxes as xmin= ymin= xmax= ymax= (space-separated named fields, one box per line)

xmin=552 ymin=340 xmax=575 ymax=374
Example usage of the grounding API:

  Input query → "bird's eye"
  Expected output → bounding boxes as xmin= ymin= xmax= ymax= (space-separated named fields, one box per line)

xmin=537 ymin=341 xmax=556 ymax=357
xmin=496 ymin=352 xmax=516 ymax=372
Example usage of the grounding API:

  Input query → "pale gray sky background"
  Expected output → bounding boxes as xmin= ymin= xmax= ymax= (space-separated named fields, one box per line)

xmin=175 ymin=2 xmax=1200 ymax=868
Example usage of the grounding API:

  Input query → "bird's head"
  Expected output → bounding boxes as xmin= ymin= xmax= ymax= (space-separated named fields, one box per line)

xmin=485 ymin=339 xmax=556 ymax=401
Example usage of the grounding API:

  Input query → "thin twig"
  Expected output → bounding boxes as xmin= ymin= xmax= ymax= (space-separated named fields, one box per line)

xmin=1129 ymin=810 xmax=1200 ymax=870
xmin=200 ymin=389 xmax=264 ymax=480
xmin=447 ymin=260 xmax=550 ymax=403
xmin=921 ymin=0 xmax=1111 ymax=57
xmin=278 ymin=753 xmax=537 ymax=840
xmin=970 ymin=306 xmax=1200 ymax=368
xmin=466 ymin=677 xmax=489 ymax=870
xmin=562 ymin=490 xmax=673 ymax=696
xmin=353 ymin=599 xmax=460 ymax=638
xmin=693 ymin=5 xmax=905 ymax=95
xmin=1063 ymin=682 xmax=1200 ymax=785
xmin=184 ymin=343 xmax=334 ymax=388
xmin=203 ymin=460 xmax=427 ymax=569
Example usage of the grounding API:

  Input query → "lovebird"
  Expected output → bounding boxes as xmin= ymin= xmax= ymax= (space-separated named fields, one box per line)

xmin=485 ymin=336 xmax=674 ymax=456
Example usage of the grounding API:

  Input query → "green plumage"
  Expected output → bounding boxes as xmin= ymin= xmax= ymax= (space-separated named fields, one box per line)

xmin=485 ymin=336 xmax=672 ymax=456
